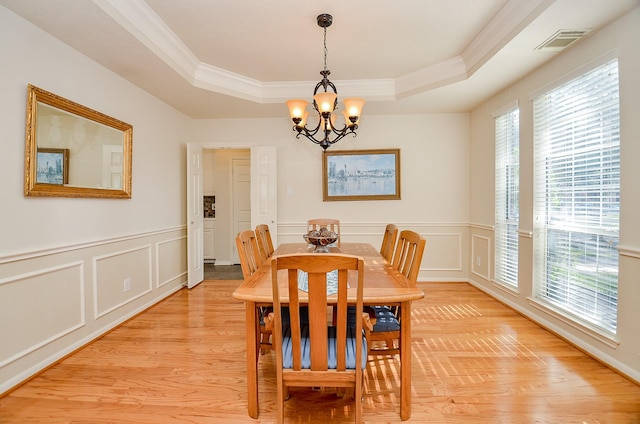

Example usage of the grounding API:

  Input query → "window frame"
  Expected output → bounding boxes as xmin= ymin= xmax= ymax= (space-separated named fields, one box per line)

xmin=532 ymin=57 xmax=620 ymax=335
xmin=494 ymin=103 xmax=520 ymax=288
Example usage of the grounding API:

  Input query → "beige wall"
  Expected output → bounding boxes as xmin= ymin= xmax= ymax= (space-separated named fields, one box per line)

xmin=0 ymin=7 xmax=191 ymax=392
xmin=469 ymin=7 xmax=640 ymax=382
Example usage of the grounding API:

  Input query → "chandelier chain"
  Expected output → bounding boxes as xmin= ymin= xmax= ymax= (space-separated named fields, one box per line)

xmin=323 ymin=27 xmax=328 ymax=72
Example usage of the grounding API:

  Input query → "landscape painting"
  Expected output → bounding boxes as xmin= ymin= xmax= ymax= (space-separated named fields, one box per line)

xmin=36 ymin=148 xmax=69 ymax=185
xmin=323 ymin=149 xmax=401 ymax=201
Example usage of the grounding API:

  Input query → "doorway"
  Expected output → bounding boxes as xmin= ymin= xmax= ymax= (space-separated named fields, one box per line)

xmin=187 ymin=144 xmax=277 ymax=288
xmin=202 ymin=149 xmax=250 ymax=265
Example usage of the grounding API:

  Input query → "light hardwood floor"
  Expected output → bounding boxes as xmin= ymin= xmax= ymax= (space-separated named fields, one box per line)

xmin=1 ymin=281 xmax=639 ymax=423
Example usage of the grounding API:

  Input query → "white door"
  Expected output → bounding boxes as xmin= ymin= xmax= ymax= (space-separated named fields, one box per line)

xmin=102 ymin=145 xmax=123 ymax=189
xmin=231 ymin=159 xmax=251 ymax=264
xmin=251 ymin=146 xmax=278 ymax=246
xmin=187 ymin=144 xmax=204 ymax=288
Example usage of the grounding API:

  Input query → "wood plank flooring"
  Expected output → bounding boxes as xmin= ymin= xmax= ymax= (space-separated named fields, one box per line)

xmin=1 ymin=281 xmax=639 ymax=423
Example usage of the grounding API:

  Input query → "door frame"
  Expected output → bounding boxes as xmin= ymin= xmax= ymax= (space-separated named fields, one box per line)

xmin=187 ymin=142 xmax=277 ymax=287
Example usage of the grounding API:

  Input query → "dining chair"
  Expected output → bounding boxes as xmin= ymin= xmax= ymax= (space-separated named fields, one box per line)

xmin=236 ymin=230 xmax=272 ymax=355
xmin=255 ymin=224 xmax=275 ymax=264
xmin=236 ymin=230 xmax=261 ymax=280
xmin=366 ymin=229 xmax=426 ymax=357
xmin=379 ymin=223 xmax=398 ymax=263
xmin=268 ymin=253 xmax=370 ymax=423
xmin=307 ymin=218 xmax=341 ymax=246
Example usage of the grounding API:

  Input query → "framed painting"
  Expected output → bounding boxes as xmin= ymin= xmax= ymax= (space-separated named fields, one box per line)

xmin=323 ymin=149 xmax=401 ymax=201
xmin=36 ymin=148 xmax=69 ymax=185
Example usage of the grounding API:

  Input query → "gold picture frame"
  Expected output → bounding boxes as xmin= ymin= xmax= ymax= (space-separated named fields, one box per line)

xmin=322 ymin=149 xmax=401 ymax=201
xmin=24 ymin=84 xmax=133 ymax=198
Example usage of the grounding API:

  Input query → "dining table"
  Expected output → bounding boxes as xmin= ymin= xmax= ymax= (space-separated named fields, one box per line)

xmin=232 ymin=241 xmax=425 ymax=420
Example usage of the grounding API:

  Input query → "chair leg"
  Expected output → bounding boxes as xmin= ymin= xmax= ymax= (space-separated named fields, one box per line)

xmin=355 ymin=377 xmax=362 ymax=423
xmin=277 ymin=382 xmax=285 ymax=424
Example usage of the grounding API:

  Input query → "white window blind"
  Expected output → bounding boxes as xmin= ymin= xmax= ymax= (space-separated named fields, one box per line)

xmin=533 ymin=58 xmax=620 ymax=333
xmin=495 ymin=106 xmax=519 ymax=287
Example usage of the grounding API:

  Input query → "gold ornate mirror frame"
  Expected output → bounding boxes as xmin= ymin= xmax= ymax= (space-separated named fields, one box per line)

xmin=24 ymin=84 xmax=133 ymax=198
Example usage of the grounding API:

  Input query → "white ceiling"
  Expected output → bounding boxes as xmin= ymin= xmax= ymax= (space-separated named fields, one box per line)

xmin=2 ymin=0 xmax=637 ymax=119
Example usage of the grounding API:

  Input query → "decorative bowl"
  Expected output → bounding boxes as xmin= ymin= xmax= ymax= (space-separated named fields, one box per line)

xmin=304 ymin=232 xmax=339 ymax=253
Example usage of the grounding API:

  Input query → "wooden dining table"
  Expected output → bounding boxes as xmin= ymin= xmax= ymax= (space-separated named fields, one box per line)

xmin=232 ymin=242 xmax=425 ymax=420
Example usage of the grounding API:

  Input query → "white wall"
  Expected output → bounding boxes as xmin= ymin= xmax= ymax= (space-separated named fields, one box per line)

xmin=194 ymin=113 xmax=471 ymax=281
xmin=469 ymin=7 xmax=640 ymax=382
xmin=0 ymin=6 xmax=191 ymax=393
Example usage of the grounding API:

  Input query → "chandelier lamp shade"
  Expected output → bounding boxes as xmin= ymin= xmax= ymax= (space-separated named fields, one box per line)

xmin=286 ymin=14 xmax=365 ymax=151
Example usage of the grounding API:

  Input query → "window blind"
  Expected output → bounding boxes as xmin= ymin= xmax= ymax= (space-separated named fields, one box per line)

xmin=495 ymin=107 xmax=520 ymax=287
xmin=533 ymin=58 xmax=620 ymax=333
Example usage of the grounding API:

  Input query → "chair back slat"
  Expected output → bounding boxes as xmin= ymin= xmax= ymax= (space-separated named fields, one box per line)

xmin=335 ymin=268 xmax=349 ymax=371
xmin=307 ymin=270 xmax=328 ymax=370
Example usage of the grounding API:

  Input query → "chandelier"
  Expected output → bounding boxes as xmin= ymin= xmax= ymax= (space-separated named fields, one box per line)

xmin=286 ymin=14 xmax=365 ymax=151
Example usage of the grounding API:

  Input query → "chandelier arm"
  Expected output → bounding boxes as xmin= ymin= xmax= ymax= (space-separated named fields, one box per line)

xmin=330 ymin=123 xmax=349 ymax=136
xmin=293 ymin=119 xmax=321 ymax=138
xmin=295 ymin=132 xmax=323 ymax=146
xmin=294 ymin=124 xmax=359 ymax=150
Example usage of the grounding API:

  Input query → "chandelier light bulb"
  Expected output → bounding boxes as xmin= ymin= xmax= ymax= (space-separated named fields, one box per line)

xmin=343 ymin=98 xmax=365 ymax=119
xmin=286 ymin=99 xmax=308 ymax=120
xmin=314 ymin=91 xmax=337 ymax=114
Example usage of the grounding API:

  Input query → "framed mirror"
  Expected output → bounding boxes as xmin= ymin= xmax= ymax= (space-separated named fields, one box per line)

xmin=24 ymin=84 xmax=133 ymax=198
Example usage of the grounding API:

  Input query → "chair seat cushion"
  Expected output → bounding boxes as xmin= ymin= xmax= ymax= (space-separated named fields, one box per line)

xmin=368 ymin=306 xmax=400 ymax=332
xmin=281 ymin=325 xmax=367 ymax=370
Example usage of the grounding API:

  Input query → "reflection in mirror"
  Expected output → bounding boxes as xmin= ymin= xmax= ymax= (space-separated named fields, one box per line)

xmin=24 ymin=85 xmax=133 ymax=198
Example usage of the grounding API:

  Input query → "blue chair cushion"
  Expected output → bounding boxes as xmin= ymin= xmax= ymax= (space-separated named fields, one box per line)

xmin=368 ymin=306 xmax=400 ymax=332
xmin=281 ymin=325 xmax=368 ymax=370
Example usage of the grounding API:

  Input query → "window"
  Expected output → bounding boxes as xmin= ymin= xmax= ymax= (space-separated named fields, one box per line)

xmin=495 ymin=105 xmax=520 ymax=287
xmin=533 ymin=58 xmax=620 ymax=333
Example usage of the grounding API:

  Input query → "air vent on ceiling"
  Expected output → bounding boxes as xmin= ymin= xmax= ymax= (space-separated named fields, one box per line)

xmin=536 ymin=29 xmax=591 ymax=51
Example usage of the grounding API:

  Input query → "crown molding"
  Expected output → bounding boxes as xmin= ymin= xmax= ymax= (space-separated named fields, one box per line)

xmin=93 ymin=0 xmax=200 ymax=82
xmin=395 ymin=56 xmax=468 ymax=98
xmin=463 ymin=0 xmax=555 ymax=76
xmin=193 ymin=62 xmax=264 ymax=102
xmin=92 ymin=0 xmax=553 ymax=103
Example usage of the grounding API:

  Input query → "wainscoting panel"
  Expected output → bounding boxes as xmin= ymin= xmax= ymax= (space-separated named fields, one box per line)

xmin=156 ymin=235 xmax=187 ymax=288
xmin=471 ymin=234 xmax=491 ymax=281
xmin=0 ymin=262 xmax=84 ymax=368
xmin=423 ymin=232 xmax=463 ymax=271
xmin=93 ymin=245 xmax=153 ymax=319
